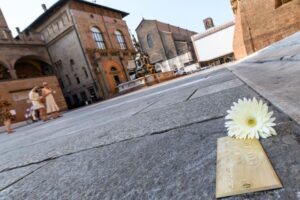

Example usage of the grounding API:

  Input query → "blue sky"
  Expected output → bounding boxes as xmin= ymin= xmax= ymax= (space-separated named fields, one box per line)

xmin=0 ymin=0 xmax=234 ymax=36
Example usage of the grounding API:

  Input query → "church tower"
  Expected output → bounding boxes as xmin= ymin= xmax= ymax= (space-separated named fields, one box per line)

xmin=0 ymin=8 xmax=12 ymax=40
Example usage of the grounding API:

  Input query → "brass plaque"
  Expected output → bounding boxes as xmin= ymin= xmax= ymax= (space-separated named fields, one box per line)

xmin=216 ymin=137 xmax=282 ymax=198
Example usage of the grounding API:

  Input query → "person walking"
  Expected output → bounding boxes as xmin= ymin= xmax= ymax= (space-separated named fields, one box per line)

xmin=0 ymin=97 xmax=13 ymax=134
xmin=29 ymin=87 xmax=47 ymax=121
xmin=42 ymin=82 xmax=60 ymax=119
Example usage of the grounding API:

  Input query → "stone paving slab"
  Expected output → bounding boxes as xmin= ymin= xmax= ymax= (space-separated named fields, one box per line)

xmin=190 ymin=78 xmax=244 ymax=100
xmin=142 ymin=69 xmax=238 ymax=113
xmin=0 ymin=67 xmax=299 ymax=199
xmin=0 ymin=117 xmax=299 ymax=200
xmin=0 ymin=94 xmax=160 ymax=149
xmin=0 ymin=119 xmax=225 ymax=200
xmin=0 ymin=85 xmax=263 ymax=172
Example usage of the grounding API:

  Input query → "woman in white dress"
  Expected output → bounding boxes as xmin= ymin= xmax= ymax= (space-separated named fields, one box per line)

xmin=42 ymin=82 xmax=60 ymax=119
xmin=29 ymin=87 xmax=47 ymax=121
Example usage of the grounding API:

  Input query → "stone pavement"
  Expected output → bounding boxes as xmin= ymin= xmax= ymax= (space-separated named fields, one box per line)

xmin=0 ymin=66 xmax=299 ymax=200
xmin=229 ymin=31 xmax=300 ymax=125
xmin=3 ymin=30 xmax=300 ymax=199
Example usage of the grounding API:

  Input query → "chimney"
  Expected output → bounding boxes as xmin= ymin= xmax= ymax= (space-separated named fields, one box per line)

xmin=203 ymin=17 xmax=215 ymax=30
xmin=42 ymin=4 xmax=47 ymax=12
xmin=16 ymin=27 xmax=21 ymax=35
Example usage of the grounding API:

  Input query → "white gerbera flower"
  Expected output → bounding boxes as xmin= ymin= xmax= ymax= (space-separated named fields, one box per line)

xmin=225 ymin=98 xmax=277 ymax=139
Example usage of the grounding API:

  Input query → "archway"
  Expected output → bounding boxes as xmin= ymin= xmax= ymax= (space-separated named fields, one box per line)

xmin=14 ymin=56 xmax=54 ymax=79
xmin=111 ymin=66 xmax=122 ymax=86
xmin=103 ymin=60 xmax=127 ymax=94
xmin=0 ymin=62 xmax=11 ymax=80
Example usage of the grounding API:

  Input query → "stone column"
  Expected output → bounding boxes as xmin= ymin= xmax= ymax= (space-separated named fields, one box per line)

xmin=9 ymin=69 xmax=17 ymax=79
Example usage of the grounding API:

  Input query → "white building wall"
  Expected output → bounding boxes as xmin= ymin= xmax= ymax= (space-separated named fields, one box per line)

xmin=160 ymin=52 xmax=194 ymax=72
xmin=192 ymin=22 xmax=235 ymax=62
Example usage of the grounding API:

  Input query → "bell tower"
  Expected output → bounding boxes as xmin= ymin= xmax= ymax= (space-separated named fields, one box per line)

xmin=0 ymin=8 xmax=12 ymax=39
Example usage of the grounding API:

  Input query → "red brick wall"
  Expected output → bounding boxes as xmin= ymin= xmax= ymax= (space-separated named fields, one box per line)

xmin=234 ymin=0 xmax=300 ymax=59
xmin=70 ymin=8 xmax=134 ymax=51
xmin=70 ymin=4 xmax=134 ymax=96
xmin=69 ymin=1 xmax=124 ymax=20
xmin=232 ymin=5 xmax=248 ymax=59
xmin=0 ymin=76 xmax=67 ymax=123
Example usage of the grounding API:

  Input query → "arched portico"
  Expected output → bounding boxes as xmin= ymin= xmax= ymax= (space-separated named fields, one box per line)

xmin=14 ymin=56 xmax=54 ymax=79
xmin=0 ymin=61 xmax=11 ymax=80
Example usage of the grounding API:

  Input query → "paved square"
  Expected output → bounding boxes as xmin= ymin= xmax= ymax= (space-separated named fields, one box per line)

xmin=0 ymin=68 xmax=299 ymax=200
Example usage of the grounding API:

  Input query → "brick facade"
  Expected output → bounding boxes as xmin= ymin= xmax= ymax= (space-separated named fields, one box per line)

xmin=70 ymin=1 xmax=135 ymax=98
xmin=23 ymin=0 xmax=135 ymax=108
xmin=0 ymin=0 xmax=135 ymax=123
xmin=232 ymin=0 xmax=300 ymax=59
xmin=0 ymin=9 xmax=67 ymax=122
xmin=136 ymin=19 xmax=197 ymax=70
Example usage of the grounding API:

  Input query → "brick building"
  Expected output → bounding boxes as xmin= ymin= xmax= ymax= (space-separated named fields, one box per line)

xmin=232 ymin=0 xmax=300 ymax=59
xmin=136 ymin=19 xmax=197 ymax=72
xmin=0 ymin=9 xmax=67 ymax=122
xmin=24 ymin=0 xmax=135 ymax=107
xmin=0 ymin=0 xmax=136 ymax=122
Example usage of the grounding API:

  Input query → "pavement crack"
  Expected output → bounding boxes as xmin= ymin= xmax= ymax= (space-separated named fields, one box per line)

xmin=244 ymin=58 xmax=300 ymax=64
xmin=0 ymin=136 xmax=149 ymax=174
xmin=133 ymin=101 xmax=157 ymax=116
xmin=0 ymin=157 xmax=57 ymax=174
xmin=185 ymin=89 xmax=198 ymax=101
xmin=150 ymin=115 xmax=225 ymax=136
xmin=0 ymin=162 xmax=48 ymax=192
xmin=0 ymin=116 xmax=226 ymax=175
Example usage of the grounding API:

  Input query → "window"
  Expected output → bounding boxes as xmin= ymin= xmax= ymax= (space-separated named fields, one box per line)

xmin=115 ymin=30 xmax=127 ymax=50
xmin=147 ymin=34 xmax=154 ymax=48
xmin=275 ymin=0 xmax=292 ymax=8
xmin=91 ymin=27 xmax=106 ymax=49
xmin=58 ymin=78 xmax=64 ymax=89
xmin=75 ymin=76 xmax=81 ymax=84
xmin=80 ymin=91 xmax=88 ymax=101
xmin=111 ymin=66 xmax=118 ymax=73
xmin=65 ymin=96 xmax=72 ymax=108
xmin=70 ymin=59 xmax=75 ymax=71
xmin=88 ymin=87 xmax=97 ymax=101
xmin=65 ymin=74 xmax=71 ymax=85
xmin=72 ymin=94 xmax=80 ymax=106
xmin=113 ymin=75 xmax=121 ymax=86
xmin=82 ymin=67 xmax=89 ymax=78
